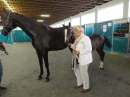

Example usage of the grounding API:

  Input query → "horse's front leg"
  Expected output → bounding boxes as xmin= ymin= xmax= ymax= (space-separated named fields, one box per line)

xmin=1 ymin=45 xmax=8 ymax=55
xmin=97 ymin=49 xmax=105 ymax=70
xmin=36 ymin=50 xmax=43 ymax=80
xmin=43 ymin=51 xmax=50 ymax=82
xmin=3 ymin=47 xmax=8 ymax=55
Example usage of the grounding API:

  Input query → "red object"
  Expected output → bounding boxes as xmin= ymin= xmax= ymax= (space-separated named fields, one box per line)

xmin=1 ymin=42 xmax=5 ymax=46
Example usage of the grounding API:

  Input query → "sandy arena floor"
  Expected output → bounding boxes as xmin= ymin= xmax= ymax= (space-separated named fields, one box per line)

xmin=0 ymin=42 xmax=130 ymax=97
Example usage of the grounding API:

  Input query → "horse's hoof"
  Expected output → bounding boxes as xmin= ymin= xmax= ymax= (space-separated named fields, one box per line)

xmin=99 ymin=67 xmax=104 ymax=70
xmin=38 ymin=76 xmax=42 ymax=80
xmin=45 ymin=78 xmax=50 ymax=82
xmin=5 ymin=52 xmax=8 ymax=55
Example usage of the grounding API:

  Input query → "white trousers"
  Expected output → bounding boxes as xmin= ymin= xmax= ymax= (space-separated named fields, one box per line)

xmin=74 ymin=64 xmax=90 ymax=89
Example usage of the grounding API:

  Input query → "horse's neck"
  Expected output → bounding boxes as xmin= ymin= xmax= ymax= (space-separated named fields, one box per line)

xmin=50 ymin=28 xmax=64 ymax=38
xmin=12 ymin=14 xmax=38 ymax=38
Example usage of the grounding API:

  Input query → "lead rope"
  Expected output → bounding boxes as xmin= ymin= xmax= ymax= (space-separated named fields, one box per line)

xmin=3 ymin=33 xmax=10 ymax=55
xmin=4 ymin=30 xmax=11 ymax=43
xmin=72 ymin=36 xmax=83 ymax=69
xmin=5 ymin=35 xmax=9 ymax=43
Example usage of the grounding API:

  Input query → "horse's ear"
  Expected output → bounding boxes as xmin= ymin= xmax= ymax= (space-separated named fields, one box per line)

xmin=9 ymin=10 xmax=12 ymax=13
xmin=62 ymin=24 xmax=65 ymax=27
xmin=3 ymin=7 xmax=8 ymax=14
xmin=69 ymin=22 xmax=71 ymax=27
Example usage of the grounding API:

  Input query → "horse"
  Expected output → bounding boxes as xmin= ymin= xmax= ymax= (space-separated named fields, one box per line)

xmin=89 ymin=34 xmax=112 ymax=69
xmin=1 ymin=9 xmax=112 ymax=82
xmin=0 ymin=42 xmax=8 ymax=55
xmin=1 ymin=9 xmax=75 ymax=82
xmin=69 ymin=32 xmax=112 ymax=70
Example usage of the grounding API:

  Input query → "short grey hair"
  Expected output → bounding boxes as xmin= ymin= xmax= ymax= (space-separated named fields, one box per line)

xmin=73 ymin=25 xmax=84 ymax=33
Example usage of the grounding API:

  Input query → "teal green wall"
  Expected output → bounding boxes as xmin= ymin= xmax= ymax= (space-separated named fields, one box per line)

xmin=82 ymin=25 xmax=93 ymax=37
xmin=0 ymin=30 xmax=14 ymax=44
xmin=94 ymin=21 xmax=113 ymax=52
xmin=113 ymin=38 xmax=128 ymax=54
xmin=14 ymin=30 xmax=32 ymax=42
xmin=0 ymin=29 xmax=31 ymax=44
xmin=15 ymin=30 xmax=25 ymax=42
xmin=86 ymin=26 xmax=93 ymax=36
xmin=113 ymin=23 xmax=129 ymax=54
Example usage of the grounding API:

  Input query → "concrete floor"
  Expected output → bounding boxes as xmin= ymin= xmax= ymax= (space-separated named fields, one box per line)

xmin=0 ymin=42 xmax=130 ymax=97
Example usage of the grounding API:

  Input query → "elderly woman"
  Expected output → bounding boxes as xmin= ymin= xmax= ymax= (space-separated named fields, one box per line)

xmin=68 ymin=26 xmax=93 ymax=93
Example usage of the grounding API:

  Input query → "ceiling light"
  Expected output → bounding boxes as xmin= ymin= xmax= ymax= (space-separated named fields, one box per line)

xmin=37 ymin=20 xmax=44 ymax=22
xmin=3 ymin=0 xmax=14 ymax=12
xmin=41 ymin=14 xmax=50 ymax=17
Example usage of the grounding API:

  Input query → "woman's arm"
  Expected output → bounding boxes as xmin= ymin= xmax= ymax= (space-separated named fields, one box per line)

xmin=79 ymin=37 xmax=92 ymax=55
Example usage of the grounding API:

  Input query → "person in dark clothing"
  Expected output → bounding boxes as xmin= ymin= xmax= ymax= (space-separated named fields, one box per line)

xmin=0 ymin=59 xmax=7 ymax=90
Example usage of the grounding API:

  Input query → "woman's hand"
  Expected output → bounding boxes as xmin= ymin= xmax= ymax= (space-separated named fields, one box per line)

xmin=68 ymin=43 xmax=71 ymax=46
xmin=74 ymin=50 xmax=80 ymax=54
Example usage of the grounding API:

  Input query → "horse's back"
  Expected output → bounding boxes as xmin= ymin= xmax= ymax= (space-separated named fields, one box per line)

xmin=89 ymin=34 xmax=104 ymax=51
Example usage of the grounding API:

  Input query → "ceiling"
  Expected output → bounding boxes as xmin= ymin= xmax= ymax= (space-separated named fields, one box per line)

xmin=0 ymin=0 xmax=112 ymax=26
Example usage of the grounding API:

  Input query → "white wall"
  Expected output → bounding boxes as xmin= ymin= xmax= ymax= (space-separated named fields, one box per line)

xmin=51 ymin=0 xmax=130 ymax=26
xmin=0 ymin=26 xmax=3 ymax=29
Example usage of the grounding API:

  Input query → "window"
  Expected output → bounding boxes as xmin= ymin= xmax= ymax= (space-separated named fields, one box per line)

xmin=51 ymin=23 xmax=59 ymax=28
xmin=98 ymin=3 xmax=123 ymax=22
xmin=59 ymin=22 xmax=64 ymax=27
xmin=71 ymin=17 xmax=80 ymax=26
xmin=65 ymin=20 xmax=70 ymax=25
xmin=81 ymin=12 xmax=95 ymax=25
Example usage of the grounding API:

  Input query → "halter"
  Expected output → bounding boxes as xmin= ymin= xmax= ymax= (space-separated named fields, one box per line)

xmin=4 ymin=12 xmax=12 ymax=28
xmin=64 ymin=28 xmax=73 ymax=43
xmin=64 ymin=29 xmax=67 ymax=42
xmin=3 ymin=12 xmax=12 ymax=43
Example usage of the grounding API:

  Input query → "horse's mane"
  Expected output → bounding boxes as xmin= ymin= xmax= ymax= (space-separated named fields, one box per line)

xmin=13 ymin=12 xmax=50 ymax=31
xmin=42 ymin=23 xmax=51 ymax=31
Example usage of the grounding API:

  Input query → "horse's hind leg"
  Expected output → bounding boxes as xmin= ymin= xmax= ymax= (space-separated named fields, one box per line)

xmin=36 ymin=50 xmax=43 ymax=80
xmin=96 ymin=49 xmax=105 ymax=70
xmin=43 ymin=51 xmax=50 ymax=82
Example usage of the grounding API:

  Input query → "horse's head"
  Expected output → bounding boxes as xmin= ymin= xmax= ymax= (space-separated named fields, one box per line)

xmin=2 ymin=8 xmax=16 ymax=36
xmin=63 ymin=22 xmax=75 ymax=44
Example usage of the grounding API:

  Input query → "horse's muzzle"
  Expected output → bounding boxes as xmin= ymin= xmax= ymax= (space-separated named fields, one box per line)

xmin=1 ymin=29 xmax=8 ymax=36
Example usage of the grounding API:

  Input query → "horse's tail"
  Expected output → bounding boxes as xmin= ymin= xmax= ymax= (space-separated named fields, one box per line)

xmin=104 ymin=36 xmax=112 ymax=48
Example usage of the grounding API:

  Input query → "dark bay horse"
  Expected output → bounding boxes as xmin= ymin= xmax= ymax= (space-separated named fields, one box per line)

xmin=1 ymin=9 xmax=112 ymax=82
xmin=69 ymin=33 xmax=112 ymax=70
xmin=65 ymin=25 xmax=112 ymax=69
xmin=0 ymin=42 xmax=8 ymax=55
xmin=90 ymin=34 xmax=112 ymax=69
xmin=1 ymin=9 xmax=75 ymax=82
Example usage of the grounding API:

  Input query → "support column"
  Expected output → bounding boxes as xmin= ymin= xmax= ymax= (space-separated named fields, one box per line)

xmin=123 ymin=0 xmax=129 ymax=19
xmin=95 ymin=6 xmax=99 ymax=23
xmin=79 ymin=12 xmax=82 ymax=26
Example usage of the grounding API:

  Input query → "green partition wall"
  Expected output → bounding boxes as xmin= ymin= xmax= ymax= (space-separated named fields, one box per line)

xmin=14 ymin=30 xmax=32 ymax=42
xmin=24 ymin=33 xmax=32 ymax=42
xmin=82 ymin=25 xmax=93 ymax=36
xmin=82 ymin=25 xmax=86 ymax=34
xmin=94 ymin=21 xmax=113 ymax=52
xmin=15 ymin=30 xmax=25 ymax=42
xmin=113 ymin=23 xmax=129 ymax=54
xmin=113 ymin=37 xmax=128 ymax=54
xmin=0 ymin=30 xmax=14 ymax=44
xmin=85 ymin=26 xmax=93 ymax=37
